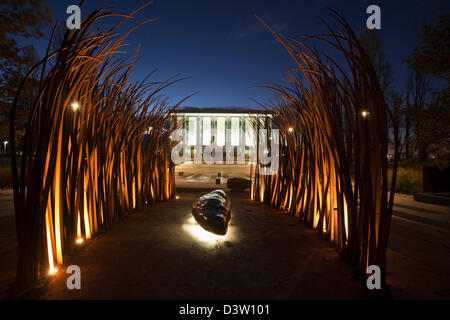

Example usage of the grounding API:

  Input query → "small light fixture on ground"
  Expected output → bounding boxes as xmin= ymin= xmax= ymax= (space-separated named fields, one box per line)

xmin=361 ymin=110 xmax=370 ymax=118
xmin=76 ymin=238 xmax=84 ymax=244
xmin=48 ymin=267 xmax=58 ymax=275
xmin=175 ymin=195 xmax=180 ymax=200
xmin=288 ymin=127 xmax=293 ymax=132
xmin=183 ymin=216 xmax=236 ymax=246
xmin=71 ymin=102 xmax=80 ymax=111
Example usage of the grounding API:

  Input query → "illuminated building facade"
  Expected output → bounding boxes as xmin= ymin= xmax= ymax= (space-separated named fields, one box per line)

xmin=171 ymin=108 xmax=272 ymax=164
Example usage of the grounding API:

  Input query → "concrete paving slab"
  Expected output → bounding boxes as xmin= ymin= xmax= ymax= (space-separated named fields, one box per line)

xmin=41 ymin=192 xmax=365 ymax=300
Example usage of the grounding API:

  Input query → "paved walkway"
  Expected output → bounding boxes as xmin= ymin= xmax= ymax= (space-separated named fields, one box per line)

xmin=42 ymin=192 xmax=365 ymax=299
xmin=393 ymin=193 xmax=450 ymax=226
xmin=0 ymin=188 xmax=16 ymax=297
xmin=175 ymin=163 xmax=249 ymax=191
xmin=388 ymin=194 xmax=450 ymax=299
xmin=0 ymin=189 xmax=13 ymax=218
xmin=1 ymin=188 xmax=449 ymax=299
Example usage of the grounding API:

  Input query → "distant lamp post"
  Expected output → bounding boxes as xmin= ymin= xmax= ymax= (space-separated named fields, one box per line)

xmin=361 ymin=110 xmax=370 ymax=118
xmin=288 ymin=127 xmax=294 ymax=133
xmin=3 ymin=140 xmax=7 ymax=152
xmin=145 ymin=126 xmax=153 ymax=135
xmin=71 ymin=102 xmax=80 ymax=111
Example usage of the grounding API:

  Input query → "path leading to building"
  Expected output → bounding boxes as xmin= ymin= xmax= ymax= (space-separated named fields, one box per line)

xmin=175 ymin=163 xmax=250 ymax=191
xmin=1 ymin=188 xmax=449 ymax=299
xmin=42 ymin=192 xmax=365 ymax=299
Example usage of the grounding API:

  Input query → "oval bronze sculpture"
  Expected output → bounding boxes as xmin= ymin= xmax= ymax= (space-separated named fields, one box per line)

xmin=191 ymin=190 xmax=231 ymax=235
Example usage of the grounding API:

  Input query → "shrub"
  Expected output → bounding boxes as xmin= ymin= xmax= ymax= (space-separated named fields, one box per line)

xmin=389 ymin=166 xmax=422 ymax=194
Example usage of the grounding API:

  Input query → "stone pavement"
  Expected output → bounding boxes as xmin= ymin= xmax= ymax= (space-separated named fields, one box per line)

xmin=0 ymin=186 xmax=449 ymax=299
xmin=0 ymin=188 xmax=16 ymax=298
xmin=387 ymin=194 xmax=450 ymax=299
xmin=0 ymin=189 xmax=13 ymax=218
xmin=175 ymin=163 xmax=249 ymax=191
xmin=42 ymin=192 xmax=365 ymax=299
xmin=393 ymin=193 xmax=450 ymax=227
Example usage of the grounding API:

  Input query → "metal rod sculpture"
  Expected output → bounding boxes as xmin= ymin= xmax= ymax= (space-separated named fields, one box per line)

xmin=9 ymin=4 xmax=181 ymax=292
xmin=251 ymin=11 xmax=399 ymax=287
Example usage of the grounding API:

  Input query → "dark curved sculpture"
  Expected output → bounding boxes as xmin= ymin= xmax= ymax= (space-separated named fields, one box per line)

xmin=192 ymin=190 xmax=231 ymax=235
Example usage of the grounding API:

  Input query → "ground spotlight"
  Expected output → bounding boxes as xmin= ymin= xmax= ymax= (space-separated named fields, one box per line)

xmin=71 ymin=102 xmax=80 ymax=111
xmin=48 ymin=267 xmax=58 ymax=275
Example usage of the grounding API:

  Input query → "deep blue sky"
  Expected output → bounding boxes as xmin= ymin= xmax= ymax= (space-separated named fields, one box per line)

xmin=31 ymin=0 xmax=448 ymax=109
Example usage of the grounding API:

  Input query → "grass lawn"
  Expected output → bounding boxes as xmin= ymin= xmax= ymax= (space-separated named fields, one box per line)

xmin=389 ymin=165 xmax=422 ymax=195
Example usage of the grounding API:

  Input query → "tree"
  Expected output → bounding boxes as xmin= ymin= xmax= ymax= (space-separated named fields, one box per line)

xmin=359 ymin=29 xmax=399 ymax=150
xmin=0 ymin=0 xmax=52 ymax=149
xmin=422 ymin=93 xmax=450 ymax=163
xmin=404 ymin=14 xmax=449 ymax=80
xmin=404 ymin=13 xmax=449 ymax=163
xmin=0 ymin=0 xmax=52 ymax=67
xmin=359 ymin=29 xmax=392 ymax=95
xmin=0 ymin=46 xmax=40 ymax=148
xmin=406 ymin=72 xmax=431 ymax=161
xmin=389 ymin=90 xmax=403 ymax=153
xmin=404 ymin=82 xmax=412 ymax=159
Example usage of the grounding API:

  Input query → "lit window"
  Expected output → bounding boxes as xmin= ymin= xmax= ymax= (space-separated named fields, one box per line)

xmin=188 ymin=117 xmax=197 ymax=146
xmin=202 ymin=117 xmax=211 ymax=146
xmin=231 ymin=117 xmax=240 ymax=146
xmin=216 ymin=117 xmax=225 ymax=146
xmin=245 ymin=118 xmax=255 ymax=146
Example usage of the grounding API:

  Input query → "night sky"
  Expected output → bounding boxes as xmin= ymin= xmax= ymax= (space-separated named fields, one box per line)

xmin=31 ymin=0 xmax=448 ymax=109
